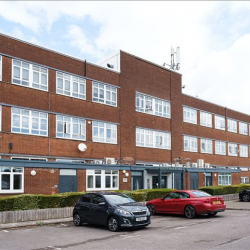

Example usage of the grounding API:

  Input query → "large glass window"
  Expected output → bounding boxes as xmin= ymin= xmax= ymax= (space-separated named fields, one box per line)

xmin=215 ymin=141 xmax=226 ymax=155
xmin=241 ymin=177 xmax=249 ymax=184
xmin=0 ymin=55 xmax=2 ymax=81
xmin=86 ymin=169 xmax=119 ymax=190
xmin=12 ymin=108 xmax=48 ymax=136
xmin=184 ymin=135 xmax=198 ymax=152
xmin=200 ymin=139 xmax=213 ymax=154
xmin=12 ymin=59 xmax=48 ymax=91
xmin=227 ymin=119 xmax=237 ymax=133
xmin=56 ymin=115 xmax=86 ymax=140
xmin=240 ymin=145 xmax=248 ymax=158
xmin=92 ymin=82 xmax=117 ymax=107
xmin=200 ymin=111 xmax=212 ymax=127
xmin=215 ymin=115 xmax=225 ymax=130
xmin=239 ymin=122 xmax=248 ymax=135
xmin=56 ymin=72 xmax=86 ymax=100
xmin=92 ymin=121 xmax=117 ymax=144
xmin=136 ymin=92 xmax=171 ymax=118
xmin=228 ymin=143 xmax=238 ymax=156
xmin=183 ymin=107 xmax=197 ymax=124
xmin=136 ymin=128 xmax=171 ymax=149
xmin=0 ymin=167 xmax=24 ymax=193
xmin=218 ymin=173 xmax=231 ymax=185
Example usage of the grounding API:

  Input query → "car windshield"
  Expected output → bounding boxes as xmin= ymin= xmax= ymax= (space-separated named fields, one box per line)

xmin=191 ymin=191 xmax=211 ymax=197
xmin=104 ymin=194 xmax=135 ymax=205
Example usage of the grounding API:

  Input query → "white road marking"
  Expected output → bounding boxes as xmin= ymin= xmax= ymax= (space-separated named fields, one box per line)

xmin=175 ymin=226 xmax=186 ymax=229
xmin=3 ymin=230 xmax=9 ymax=233
xmin=60 ymin=224 xmax=67 ymax=226
xmin=120 ymin=235 xmax=141 ymax=239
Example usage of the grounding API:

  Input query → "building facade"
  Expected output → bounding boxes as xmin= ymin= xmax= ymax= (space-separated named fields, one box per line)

xmin=0 ymin=34 xmax=250 ymax=196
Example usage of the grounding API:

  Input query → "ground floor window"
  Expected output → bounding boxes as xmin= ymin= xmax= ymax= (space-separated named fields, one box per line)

xmin=0 ymin=166 xmax=24 ymax=193
xmin=241 ymin=177 xmax=249 ymax=184
xmin=152 ymin=176 xmax=168 ymax=188
xmin=218 ymin=173 xmax=231 ymax=185
xmin=86 ymin=169 xmax=119 ymax=190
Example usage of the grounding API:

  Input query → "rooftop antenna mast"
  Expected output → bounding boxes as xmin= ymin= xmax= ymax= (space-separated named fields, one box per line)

xmin=163 ymin=46 xmax=180 ymax=71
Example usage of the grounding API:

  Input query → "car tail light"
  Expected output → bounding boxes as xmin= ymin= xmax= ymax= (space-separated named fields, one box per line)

xmin=203 ymin=199 xmax=210 ymax=203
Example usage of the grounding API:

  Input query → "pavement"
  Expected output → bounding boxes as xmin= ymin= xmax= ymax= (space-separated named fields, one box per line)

xmin=0 ymin=200 xmax=249 ymax=230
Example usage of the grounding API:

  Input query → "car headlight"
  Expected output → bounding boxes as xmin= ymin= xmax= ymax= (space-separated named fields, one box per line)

xmin=117 ymin=208 xmax=132 ymax=216
xmin=146 ymin=207 xmax=150 ymax=214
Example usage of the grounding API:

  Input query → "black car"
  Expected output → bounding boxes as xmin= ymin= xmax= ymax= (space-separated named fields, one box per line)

xmin=73 ymin=192 xmax=151 ymax=232
xmin=239 ymin=189 xmax=250 ymax=202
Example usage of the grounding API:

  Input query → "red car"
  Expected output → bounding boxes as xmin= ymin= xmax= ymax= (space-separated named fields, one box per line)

xmin=146 ymin=190 xmax=226 ymax=218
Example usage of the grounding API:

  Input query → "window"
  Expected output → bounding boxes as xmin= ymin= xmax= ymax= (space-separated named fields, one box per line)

xmin=228 ymin=143 xmax=238 ymax=156
xmin=200 ymin=111 xmax=212 ymax=127
xmin=200 ymin=139 xmax=213 ymax=154
xmin=56 ymin=72 xmax=86 ymax=100
xmin=12 ymin=59 xmax=48 ymax=91
xmin=56 ymin=115 xmax=86 ymax=140
xmin=0 ymin=55 xmax=2 ymax=81
xmin=136 ymin=92 xmax=171 ymax=118
xmin=241 ymin=177 xmax=249 ymax=184
xmin=227 ymin=119 xmax=237 ymax=133
xmin=12 ymin=157 xmax=47 ymax=161
xmin=240 ymin=145 xmax=248 ymax=158
xmin=0 ymin=167 xmax=24 ymax=193
xmin=215 ymin=115 xmax=225 ymax=130
xmin=239 ymin=122 xmax=248 ymax=135
xmin=93 ymin=82 xmax=117 ymax=107
xmin=136 ymin=128 xmax=171 ymax=149
xmin=183 ymin=107 xmax=197 ymax=124
xmin=184 ymin=135 xmax=198 ymax=152
xmin=87 ymin=169 xmax=119 ymax=190
xmin=215 ymin=141 xmax=226 ymax=155
xmin=12 ymin=108 xmax=48 ymax=136
xmin=218 ymin=173 xmax=231 ymax=185
xmin=92 ymin=121 xmax=117 ymax=144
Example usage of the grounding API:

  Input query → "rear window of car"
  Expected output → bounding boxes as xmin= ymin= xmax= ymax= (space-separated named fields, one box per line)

xmin=191 ymin=191 xmax=211 ymax=197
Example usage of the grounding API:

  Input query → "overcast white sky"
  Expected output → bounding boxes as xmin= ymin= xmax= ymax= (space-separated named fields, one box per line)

xmin=0 ymin=1 xmax=250 ymax=115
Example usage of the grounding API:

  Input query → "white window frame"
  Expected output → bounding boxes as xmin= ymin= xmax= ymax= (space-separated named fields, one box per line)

xmin=239 ymin=122 xmax=248 ymax=135
xmin=56 ymin=72 xmax=86 ymax=100
xmin=136 ymin=92 xmax=171 ymax=118
xmin=86 ymin=169 xmax=119 ymax=191
xmin=218 ymin=173 xmax=231 ymax=185
xmin=12 ymin=59 xmax=48 ymax=91
xmin=0 ymin=166 xmax=24 ymax=194
xmin=200 ymin=138 xmax=213 ymax=154
xmin=56 ymin=115 xmax=86 ymax=141
xmin=215 ymin=141 xmax=226 ymax=155
xmin=215 ymin=115 xmax=225 ymax=130
xmin=241 ymin=177 xmax=249 ymax=184
xmin=228 ymin=143 xmax=238 ymax=156
xmin=184 ymin=135 xmax=198 ymax=152
xmin=239 ymin=145 xmax=248 ymax=158
xmin=92 ymin=82 xmax=117 ymax=107
xmin=136 ymin=127 xmax=171 ymax=149
xmin=92 ymin=121 xmax=117 ymax=144
xmin=0 ymin=55 xmax=2 ymax=81
xmin=227 ymin=119 xmax=237 ymax=133
xmin=200 ymin=111 xmax=212 ymax=128
xmin=183 ymin=107 xmax=197 ymax=124
xmin=11 ymin=108 xmax=48 ymax=136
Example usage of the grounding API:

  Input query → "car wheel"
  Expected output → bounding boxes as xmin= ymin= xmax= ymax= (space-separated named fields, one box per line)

xmin=108 ymin=216 xmax=120 ymax=232
xmin=147 ymin=204 xmax=156 ymax=215
xmin=184 ymin=205 xmax=196 ymax=219
xmin=242 ymin=194 xmax=250 ymax=202
xmin=208 ymin=212 xmax=217 ymax=217
xmin=73 ymin=213 xmax=83 ymax=226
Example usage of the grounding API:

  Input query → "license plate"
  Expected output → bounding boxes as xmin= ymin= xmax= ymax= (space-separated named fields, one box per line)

xmin=136 ymin=217 xmax=147 ymax=221
xmin=213 ymin=201 xmax=221 ymax=204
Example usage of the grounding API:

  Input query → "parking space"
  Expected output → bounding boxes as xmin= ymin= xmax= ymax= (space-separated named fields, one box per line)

xmin=1 ymin=210 xmax=250 ymax=250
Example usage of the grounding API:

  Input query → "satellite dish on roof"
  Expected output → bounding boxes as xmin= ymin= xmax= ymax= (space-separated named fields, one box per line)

xmin=78 ymin=143 xmax=87 ymax=152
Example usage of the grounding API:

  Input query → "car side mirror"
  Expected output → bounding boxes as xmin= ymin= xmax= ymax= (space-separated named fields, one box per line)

xmin=161 ymin=197 xmax=165 ymax=200
xmin=98 ymin=202 xmax=106 ymax=206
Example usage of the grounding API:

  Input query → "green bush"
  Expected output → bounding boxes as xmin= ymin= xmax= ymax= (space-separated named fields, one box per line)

xmin=58 ymin=192 xmax=82 ymax=207
xmin=122 ymin=191 xmax=147 ymax=202
xmin=136 ymin=188 xmax=175 ymax=201
xmin=199 ymin=184 xmax=250 ymax=195
xmin=13 ymin=195 xmax=40 ymax=210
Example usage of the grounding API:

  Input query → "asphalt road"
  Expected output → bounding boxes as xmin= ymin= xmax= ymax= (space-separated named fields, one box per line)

xmin=1 ymin=210 xmax=250 ymax=250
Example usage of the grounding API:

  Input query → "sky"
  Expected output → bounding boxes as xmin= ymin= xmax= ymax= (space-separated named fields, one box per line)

xmin=0 ymin=1 xmax=250 ymax=115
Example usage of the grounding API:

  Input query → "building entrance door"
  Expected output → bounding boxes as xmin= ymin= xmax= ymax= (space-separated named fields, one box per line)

xmin=59 ymin=169 xmax=77 ymax=193
xmin=190 ymin=173 xmax=198 ymax=189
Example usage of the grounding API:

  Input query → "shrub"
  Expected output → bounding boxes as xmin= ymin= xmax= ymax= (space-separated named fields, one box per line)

xmin=136 ymin=188 xmax=175 ymax=201
xmin=199 ymin=184 xmax=250 ymax=195
xmin=122 ymin=191 xmax=147 ymax=202
xmin=13 ymin=195 xmax=40 ymax=210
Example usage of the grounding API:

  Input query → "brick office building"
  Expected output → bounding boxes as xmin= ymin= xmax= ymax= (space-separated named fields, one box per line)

xmin=0 ymin=33 xmax=249 ymax=196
